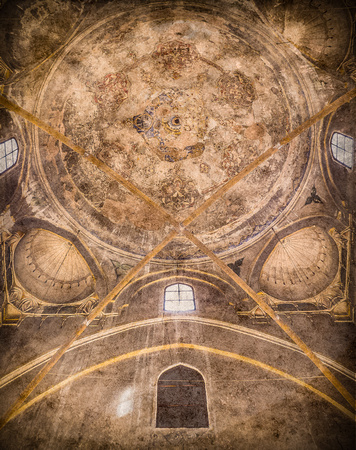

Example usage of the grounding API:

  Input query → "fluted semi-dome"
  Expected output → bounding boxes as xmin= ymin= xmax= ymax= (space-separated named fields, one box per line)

xmin=14 ymin=229 xmax=95 ymax=304
xmin=259 ymin=226 xmax=339 ymax=301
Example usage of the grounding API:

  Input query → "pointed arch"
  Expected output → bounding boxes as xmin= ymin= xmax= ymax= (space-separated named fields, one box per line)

xmin=156 ymin=364 xmax=209 ymax=428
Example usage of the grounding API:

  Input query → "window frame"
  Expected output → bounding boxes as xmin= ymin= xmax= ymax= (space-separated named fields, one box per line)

xmin=0 ymin=137 xmax=19 ymax=175
xmin=163 ymin=283 xmax=196 ymax=313
xmin=330 ymin=131 xmax=354 ymax=170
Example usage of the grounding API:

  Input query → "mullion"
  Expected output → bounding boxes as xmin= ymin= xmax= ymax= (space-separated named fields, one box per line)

xmin=0 ymin=138 xmax=19 ymax=173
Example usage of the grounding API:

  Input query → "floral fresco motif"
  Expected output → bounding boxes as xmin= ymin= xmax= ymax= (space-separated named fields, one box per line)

xmin=221 ymin=141 xmax=260 ymax=178
xmin=133 ymin=88 xmax=206 ymax=162
xmin=88 ymin=72 xmax=129 ymax=109
xmin=217 ymin=70 xmax=256 ymax=108
xmin=221 ymin=143 xmax=242 ymax=178
xmin=160 ymin=175 xmax=199 ymax=211
xmin=200 ymin=163 xmax=210 ymax=173
xmin=153 ymin=40 xmax=199 ymax=76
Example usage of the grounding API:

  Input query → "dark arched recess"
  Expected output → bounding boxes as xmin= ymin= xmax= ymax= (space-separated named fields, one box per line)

xmin=156 ymin=365 xmax=209 ymax=428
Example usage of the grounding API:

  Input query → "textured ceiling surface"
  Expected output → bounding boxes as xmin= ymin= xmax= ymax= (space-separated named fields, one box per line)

xmin=35 ymin=6 xmax=313 ymax=260
xmin=14 ymin=229 xmax=94 ymax=304
xmin=0 ymin=1 xmax=355 ymax=448
xmin=259 ymin=226 xmax=338 ymax=301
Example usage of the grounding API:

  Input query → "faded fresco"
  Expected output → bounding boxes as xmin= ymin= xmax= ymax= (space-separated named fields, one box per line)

xmin=0 ymin=1 xmax=354 ymax=448
xmin=36 ymin=13 xmax=310 ymax=259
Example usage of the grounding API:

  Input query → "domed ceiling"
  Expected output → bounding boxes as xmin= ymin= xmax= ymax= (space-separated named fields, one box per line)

xmin=0 ymin=2 xmax=355 ymax=446
xmin=34 ymin=6 xmax=313 ymax=262
xmin=259 ymin=226 xmax=339 ymax=301
xmin=14 ymin=229 xmax=95 ymax=304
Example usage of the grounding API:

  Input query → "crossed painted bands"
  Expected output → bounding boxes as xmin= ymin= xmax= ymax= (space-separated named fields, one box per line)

xmin=1 ymin=88 xmax=356 ymax=229
xmin=0 ymin=88 xmax=355 ymax=428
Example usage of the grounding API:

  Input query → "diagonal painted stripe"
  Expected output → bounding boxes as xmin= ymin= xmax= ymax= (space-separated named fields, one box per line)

xmin=6 ymin=343 xmax=356 ymax=424
xmin=0 ymin=316 xmax=354 ymax=391
xmin=183 ymin=229 xmax=356 ymax=409
xmin=0 ymin=87 xmax=355 ymax=427
xmin=0 ymin=231 xmax=178 ymax=429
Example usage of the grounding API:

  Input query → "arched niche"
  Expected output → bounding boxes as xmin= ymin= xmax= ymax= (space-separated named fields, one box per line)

xmin=156 ymin=364 xmax=209 ymax=428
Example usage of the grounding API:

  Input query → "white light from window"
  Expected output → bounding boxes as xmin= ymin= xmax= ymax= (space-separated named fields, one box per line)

xmin=116 ymin=387 xmax=134 ymax=418
xmin=331 ymin=132 xmax=354 ymax=169
xmin=0 ymin=138 xmax=19 ymax=174
xmin=164 ymin=283 xmax=195 ymax=312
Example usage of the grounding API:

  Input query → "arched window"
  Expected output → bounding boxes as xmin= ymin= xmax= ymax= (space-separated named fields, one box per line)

xmin=156 ymin=365 xmax=209 ymax=428
xmin=0 ymin=138 xmax=19 ymax=175
xmin=164 ymin=283 xmax=195 ymax=312
xmin=330 ymin=132 xmax=354 ymax=169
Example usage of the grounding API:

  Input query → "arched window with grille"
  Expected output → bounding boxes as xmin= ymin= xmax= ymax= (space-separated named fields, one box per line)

xmin=0 ymin=138 xmax=19 ymax=175
xmin=330 ymin=132 xmax=354 ymax=169
xmin=156 ymin=365 xmax=209 ymax=428
xmin=164 ymin=283 xmax=195 ymax=312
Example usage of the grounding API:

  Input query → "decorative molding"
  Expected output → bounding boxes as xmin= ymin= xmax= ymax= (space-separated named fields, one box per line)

xmin=0 ymin=57 xmax=12 ymax=96
xmin=340 ymin=57 xmax=356 ymax=81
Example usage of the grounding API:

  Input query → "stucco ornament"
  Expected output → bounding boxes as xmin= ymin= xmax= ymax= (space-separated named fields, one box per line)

xmin=259 ymin=226 xmax=338 ymax=301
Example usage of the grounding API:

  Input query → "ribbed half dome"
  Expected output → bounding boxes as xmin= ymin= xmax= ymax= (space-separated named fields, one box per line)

xmin=14 ymin=229 xmax=94 ymax=304
xmin=259 ymin=227 xmax=338 ymax=301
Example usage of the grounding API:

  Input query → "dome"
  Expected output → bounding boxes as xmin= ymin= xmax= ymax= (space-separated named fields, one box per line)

xmin=36 ymin=7 xmax=312 ymax=261
xmin=14 ymin=229 xmax=94 ymax=304
xmin=259 ymin=227 xmax=339 ymax=301
xmin=0 ymin=1 xmax=355 ymax=448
